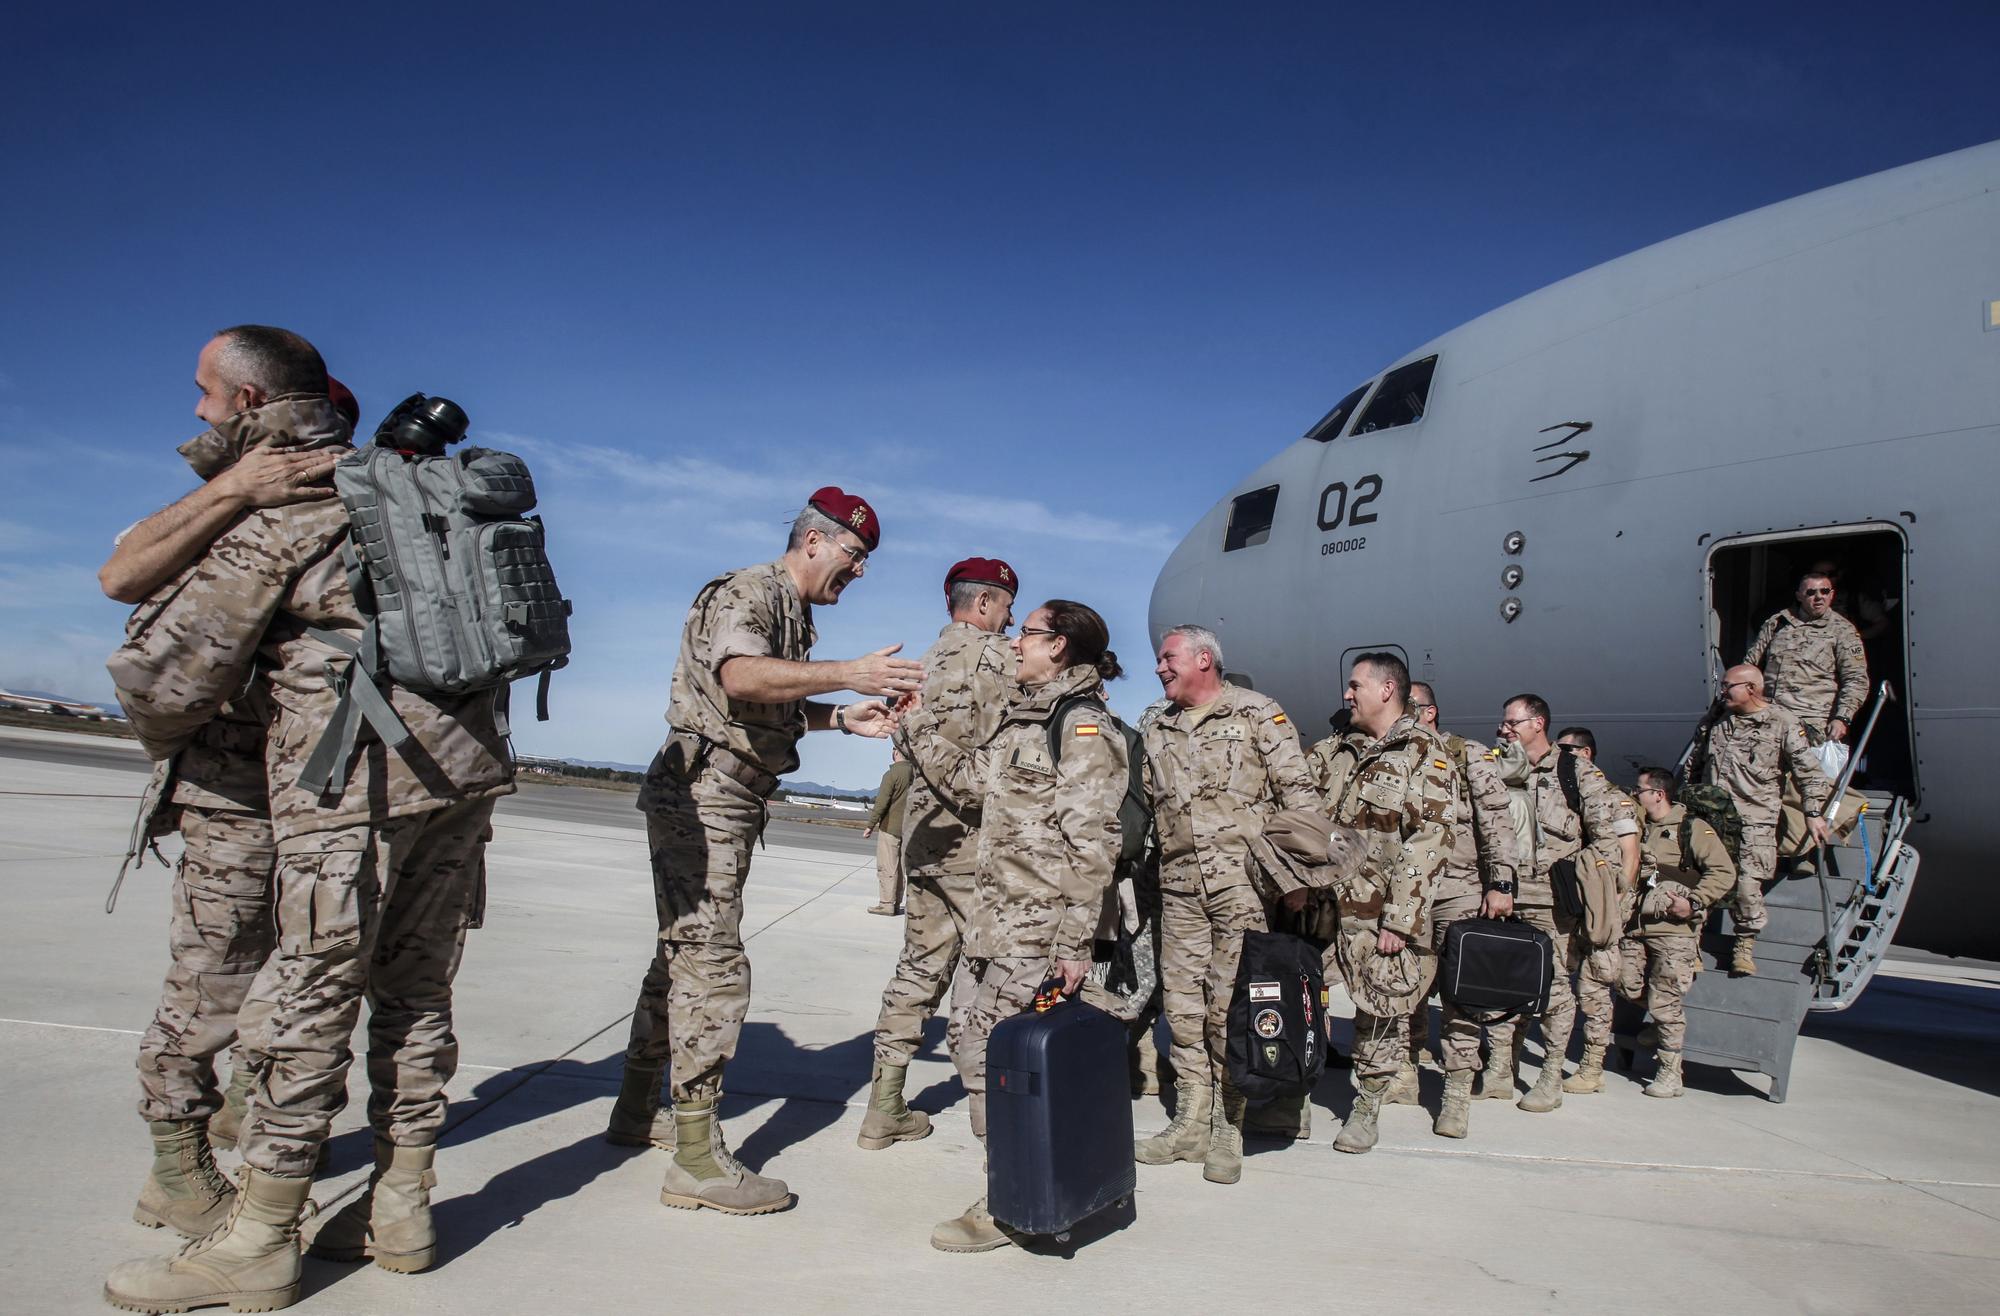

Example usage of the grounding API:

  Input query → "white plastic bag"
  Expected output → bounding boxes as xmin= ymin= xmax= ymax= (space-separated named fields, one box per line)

xmin=1814 ymin=739 xmax=1850 ymax=783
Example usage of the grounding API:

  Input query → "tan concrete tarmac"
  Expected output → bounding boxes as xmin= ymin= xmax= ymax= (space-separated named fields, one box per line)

xmin=3 ymin=726 xmax=1996 ymax=1314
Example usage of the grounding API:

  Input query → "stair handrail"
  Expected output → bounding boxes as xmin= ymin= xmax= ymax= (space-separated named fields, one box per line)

xmin=1826 ymin=680 xmax=1895 ymax=827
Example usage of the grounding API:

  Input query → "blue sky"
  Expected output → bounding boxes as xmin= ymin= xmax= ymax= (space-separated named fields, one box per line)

xmin=3 ymin=2 xmax=1997 ymax=787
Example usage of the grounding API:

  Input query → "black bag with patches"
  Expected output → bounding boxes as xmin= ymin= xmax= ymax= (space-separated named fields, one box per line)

xmin=1439 ymin=916 xmax=1554 ymax=1022
xmin=1225 ymin=931 xmax=1326 ymax=1100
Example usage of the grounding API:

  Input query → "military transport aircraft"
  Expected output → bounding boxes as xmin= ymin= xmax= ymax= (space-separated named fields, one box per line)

xmin=1149 ymin=138 xmax=1999 ymax=1000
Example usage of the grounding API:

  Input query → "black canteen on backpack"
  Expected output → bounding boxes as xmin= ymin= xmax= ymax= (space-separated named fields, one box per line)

xmin=1440 ymin=917 xmax=1555 ymax=1021
xmin=1225 ymin=931 xmax=1327 ymax=1101
xmin=986 ymin=987 xmax=1136 ymax=1237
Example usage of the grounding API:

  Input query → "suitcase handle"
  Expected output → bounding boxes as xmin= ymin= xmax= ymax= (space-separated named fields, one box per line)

xmin=1031 ymin=978 xmax=1071 ymax=1013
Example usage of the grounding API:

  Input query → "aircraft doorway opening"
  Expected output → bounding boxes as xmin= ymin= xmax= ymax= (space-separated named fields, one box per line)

xmin=1706 ymin=525 xmax=1916 ymax=803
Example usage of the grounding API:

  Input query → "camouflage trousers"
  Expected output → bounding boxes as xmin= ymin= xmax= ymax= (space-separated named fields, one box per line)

xmin=1409 ymin=887 xmax=1485 ymax=1073
xmin=1619 ymin=935 xmax=1700 ymax=1051
xmin=1574 ymin=888 xmax=1638 ymax=1048
xmin=1159 ymin=882 xmax=1266 ymax=1087
xmin=872 ymin=868 xmax=978 ymax=1068
xmin=237 ymin=798 xmax=493 ymax=1177
xmin=874 ymin=830 xmax=905 ymax=909
xmin=1483 ymin=904 xmax=1579 ymax=1072
xmin=949 ymin=954 xmax=1050 ymax=1131
xmin=137 ymin=806 xmax=277 ymax=1123
xmin=625 ymin=768 xmax=764 ymax=1105
xmin=1733 ymin=822 xmax=1778 ymax=934
xmin=1333 ymin=927 xmax=1438 ymax=1081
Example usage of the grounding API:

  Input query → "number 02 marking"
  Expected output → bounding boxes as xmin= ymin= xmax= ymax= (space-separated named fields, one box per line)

xmin=1318 ymin=474 xmax=1383 ymax=531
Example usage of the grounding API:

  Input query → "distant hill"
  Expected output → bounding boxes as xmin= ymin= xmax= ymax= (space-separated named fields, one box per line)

xmin=783 ymin=778 xmax=873 ymax=800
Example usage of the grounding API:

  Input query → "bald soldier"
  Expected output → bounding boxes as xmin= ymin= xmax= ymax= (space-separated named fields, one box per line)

xmin=100 ymin=348 xmax=355 ymax=1242
xmin=1745 ymin=569 xmax=1869 ymax=746
xmin=1699 ymin=666 xmax=1830 ymax=976
xmin=1134 ymin=625 xmax=1318 ymax=1185
xmin=607 ymin=488 xmax=921 ymax=1216
xmin=1325 ymin=654 xmax=1456 ymax=1154
xmin=1407 ymin=684 xmax=1519 ymax=1139
xmin=859 ymin=556 xmax=1018 ymax=1152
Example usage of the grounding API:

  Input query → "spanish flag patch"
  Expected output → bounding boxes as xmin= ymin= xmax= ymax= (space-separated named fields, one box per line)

xmin=1074 ymin=724 xmax=1101 ymax=737
xmin=1272 ymin=713 xmax=1288 ymax=725
xmin=1433 ymin=759 xmax=1449 ymax=771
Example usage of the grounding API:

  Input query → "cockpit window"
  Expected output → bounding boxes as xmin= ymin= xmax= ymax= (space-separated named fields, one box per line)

xmin=1305 ymin=383 xmax=1371 ymax=442
xmin=1351 ymin=355 xmax=1437 ymax=435
xmin=1224 ymin=485 xmax=1279 ymax=552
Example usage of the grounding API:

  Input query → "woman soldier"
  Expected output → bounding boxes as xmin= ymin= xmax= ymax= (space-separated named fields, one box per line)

xmin=895 ymin=598 xmax=1129 ymax=1253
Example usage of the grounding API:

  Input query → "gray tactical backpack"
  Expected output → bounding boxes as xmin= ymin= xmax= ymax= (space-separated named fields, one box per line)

xmin=299 ymin=393 xmax=572 ymax=795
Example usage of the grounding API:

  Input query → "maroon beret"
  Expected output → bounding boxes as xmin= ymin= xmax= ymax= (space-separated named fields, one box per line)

xmin=808 ymin=485 xmax=881 ymax=550
xmin=328 ymin=377 xmax=360 ymax=428
xmin=945 ymin=557 xmax=1018 ymax=597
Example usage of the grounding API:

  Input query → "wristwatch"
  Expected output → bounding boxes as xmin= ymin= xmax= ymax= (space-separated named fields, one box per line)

xmin=1488 ymin=880 xmax=1516 ymax=896
xmin=835 ymin=704 xmax=853 ymax=735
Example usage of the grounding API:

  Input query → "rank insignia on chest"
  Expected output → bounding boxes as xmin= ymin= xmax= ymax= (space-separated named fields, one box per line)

xmin=1203 ymin=724 xmax=1246 ymax=742
xmin=1074 ymin=724 xmax=1101 ymax=737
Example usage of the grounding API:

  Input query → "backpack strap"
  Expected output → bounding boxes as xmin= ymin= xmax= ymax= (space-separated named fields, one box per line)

xmin=1555 ymin=745 xmax=1586 ymax=830
xmin=1046 ymin=693 xmax=1109 ymax=766
xmin=297 ymin=623 xmax=414 ymax=798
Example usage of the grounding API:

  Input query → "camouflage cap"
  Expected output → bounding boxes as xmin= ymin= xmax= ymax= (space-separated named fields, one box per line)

xmin=808 ymin=485 xmax=880 ymax=550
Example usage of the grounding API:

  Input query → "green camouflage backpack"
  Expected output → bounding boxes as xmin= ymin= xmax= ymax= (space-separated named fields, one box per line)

xmin=1675 ymin=783 xmax=1745 ymax=869
xmin=1048 ymin=694 xmax=1153 ymax=881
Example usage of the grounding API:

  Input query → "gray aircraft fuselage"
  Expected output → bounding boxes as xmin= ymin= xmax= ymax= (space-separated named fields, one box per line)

xmin=1150 ymin=139 xmax=2000 ymax=957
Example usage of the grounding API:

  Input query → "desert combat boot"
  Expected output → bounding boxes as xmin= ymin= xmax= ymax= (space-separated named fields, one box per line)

xmin=105 ymin=1168 xmax=313 ymax=1314
xmin=1384 ymin=1047 xmax=1422 ymax=1105
xmin=1433 ymin=1069 xmax=1474 ymax=1139
xmin=1645 ymin=1049 xmax=1685 ymax=1098
xmin=605 ymin=1059 xmax=672 ymax=1149
xmin=306 ymin=1139 xmax=438 ymax=1273
xmin=1134 ymin=1076 xmax=1211 ymax=1165
xmin=1518 ymin=1053 xmax=1566 ymax=1113
xmin=857 ymin=1060 xmax=932 ymax=1149
xmin=1474 ymin=1033 xmax=1522 ymax=1101
xmin=658 ymin=1099 xmax=793 ymax=1215
xmin=1731 ymin=934 xmax=1758 ymax=977
xmin=931 ymin=1195 xmax=1018 ymax=1253
xmin=1562 ymin=1042 xmax=1608 ymax=1094
xmin=1333 ymin=1076 xmax=1388 ymax=1153
xmin=134 ymin=1119 xmax=238 ymax=1239
xmin=1203 ymin=1081 xmax=1246 ymax=1184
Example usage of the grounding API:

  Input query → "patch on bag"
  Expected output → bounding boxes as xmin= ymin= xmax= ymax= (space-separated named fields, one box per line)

xmin=1254 ymin=1008 xmax=1283 ymax=1039
xmin=1248 ymin=980 xmax=1281 ymax=1002
xmin=1262 ymin=1043 xmax=1281 ymax=1066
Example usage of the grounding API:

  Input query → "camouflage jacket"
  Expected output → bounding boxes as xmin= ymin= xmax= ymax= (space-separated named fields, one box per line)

xmin=1438 ymin=735 xmax=1519 ymax=899
xmin=1143 ymin=684 xmax=1318 ymax=898
xmin=1515 ymin=744 xmax=1636 ymax=905
xmin=900 ymin=663 xmax=1126 ymax=961
xmin=1330 ymin=715 xmax=1456 ymax=938
xmin=654 ymin=560 xmax=817 ymax=784
xmin=1637 ymin=804 xmax=1736 ymax=939
xmin=1746 ymin=607 xmax=1868 ymax=734
xmin=1701 ymin=703 xmax=1830 ymax=827
xmin=899 ymin=621 xmax=1017 ymax=877
xmin=107 ymin=397 xmax=515 ymax=845
xmin=1305 ymin=729 xmax=1365 ymax=808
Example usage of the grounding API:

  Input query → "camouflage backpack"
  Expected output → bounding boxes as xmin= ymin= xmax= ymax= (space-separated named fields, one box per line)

xmin=1047 ymin=694 xmax=1153 ymax=881
xmin=1675 ymin=783 xmax=1745 ymax=869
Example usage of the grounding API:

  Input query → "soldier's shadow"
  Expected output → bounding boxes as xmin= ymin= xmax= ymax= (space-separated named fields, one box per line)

xmin=726 ymin=1021 xmax=890 ymax=1170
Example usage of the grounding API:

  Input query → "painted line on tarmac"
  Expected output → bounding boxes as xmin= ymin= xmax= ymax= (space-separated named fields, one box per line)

xmin=1345 ymin=1141 xmax=2000 ymax=1189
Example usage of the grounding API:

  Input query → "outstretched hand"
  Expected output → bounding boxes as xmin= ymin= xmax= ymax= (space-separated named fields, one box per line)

xmin=848 ymin=644 xmax=924 ymax=698
xmin=842 ymin=700 xmax=896 ymax=739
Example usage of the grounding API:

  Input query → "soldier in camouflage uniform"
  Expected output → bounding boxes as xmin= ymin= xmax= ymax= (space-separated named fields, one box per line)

xmin=608 ymin=487 xmax=915 ymax=1218
xmin=1408 ymin=685 xmax=1518 ymax=1138
xmin=1483 ymin=695 xmax=1639 ymax=1115
xmin=1698 ymin=666 xmax=1831 ymax=976
xmin=893 ymin=600 xmax=1127 ymax=1253
xmin=1629 ymin=767 xmax=1738 ymax=1098
xmin=103 ymin=364 xmax=358 ymax=1242
xmin=1553 ymin=727 xmax=1648 ymax=1096
xmin=1745 ymin=571 xmax=1869 ymax=746
xmin=1134 ymin=625 xmax=1318 ymax=1184
xmin=1324 ymin=654 xmax=1455 ymax=1154
xmin=104 ymin=326 xmax=517 ymax=1312
xmin=859 ymin=557 xmax=1017 ymax=1152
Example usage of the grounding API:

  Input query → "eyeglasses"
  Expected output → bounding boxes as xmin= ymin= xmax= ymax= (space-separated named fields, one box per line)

xmin=1721 ymin=680 xmax=1756 ymax=692
xmin=1637 ymin=787 xmax=1663 ymax=798
xmin=1496 ymin=715 xmax=1538 ymax=732
xmin=1410 ymin=702 xmax=1434 ymax=711
xmin=827 ymin=538 xmax=869 ymax=572
xmin=1018 ymin=627 xmax=1057 ymax=639
xmin=1802 ymin=587 xmax=1833 ymax=597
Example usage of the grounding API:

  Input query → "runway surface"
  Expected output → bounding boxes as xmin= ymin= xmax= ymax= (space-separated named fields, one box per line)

xmin=2 ymin=725 xmax=1996 ymax=1315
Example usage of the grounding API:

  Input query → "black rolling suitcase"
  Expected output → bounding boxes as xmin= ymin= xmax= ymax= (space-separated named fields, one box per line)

xmin=1440 ymin=916 xmax=1555 ymax=1020
xmin=987 ymin=984 xmax=1135 ymax=1237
